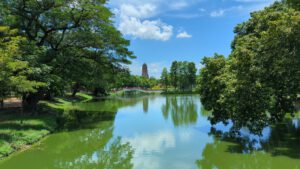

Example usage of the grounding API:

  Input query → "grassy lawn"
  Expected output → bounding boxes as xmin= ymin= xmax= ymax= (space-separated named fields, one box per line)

xmin=40 ymin=92 xmax=93 ymax=110
xmin=0 ymin=93 xmax=93 ymax=159
xmin=0 ymin=109 xmax=57 ymax=159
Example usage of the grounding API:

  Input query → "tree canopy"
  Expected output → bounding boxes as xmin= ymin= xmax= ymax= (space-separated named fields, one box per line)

xmin=165 ymin=61 xmax=197 ymax=91
xmin=198 ymin=1 xmax=300 ymax=134
xmin=0 ymin=0 xmax=135 ymax=110
xmin=0 ymin=26 xmax=43 ymax=107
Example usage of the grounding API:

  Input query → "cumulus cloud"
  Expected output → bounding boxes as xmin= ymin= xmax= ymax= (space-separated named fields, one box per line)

xmin=119 ymin=3 xmax=157 ymax=19
xmin=176 ymin=31 xmax=192 ymax=38
xmin=117 ymin=3 xmax=173 ymax=41
xmin=119 ymin=16 xmax=173 ymax=41
xmin=111 ymin=0 xmax=202 ymax=41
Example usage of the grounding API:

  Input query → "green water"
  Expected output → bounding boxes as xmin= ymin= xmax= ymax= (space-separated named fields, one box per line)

xmin=1 ymin=95 xmax=300 ymax=169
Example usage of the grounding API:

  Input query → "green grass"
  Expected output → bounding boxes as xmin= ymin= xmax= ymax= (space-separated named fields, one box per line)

xmin=0 ymin=109 xmax=57 ymax=159
xmin=40 ymin=92 xmax=93 ymax=110
xmin=0 ymin=92 xmax=94 ymax=159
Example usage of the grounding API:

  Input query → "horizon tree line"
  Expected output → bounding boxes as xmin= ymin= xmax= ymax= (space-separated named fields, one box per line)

xmin=160 ymin=61 xmax=197 ymax=91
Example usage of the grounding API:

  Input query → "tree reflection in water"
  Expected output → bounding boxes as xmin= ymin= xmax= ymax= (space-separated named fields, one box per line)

xmin=56 ymin=137 xmax=134 ymax=169
xmin=196 ymin=118 xmax=300 ymax=169
xmin=161 ymin=96 xmax=198 ymax=127
xmin=143 ymin=97 xmax=149 ymax=113
xmin=52 ymin=120 xmax=134 ymax=169
xmin=0 ymin=118 xmax=134 ymax=169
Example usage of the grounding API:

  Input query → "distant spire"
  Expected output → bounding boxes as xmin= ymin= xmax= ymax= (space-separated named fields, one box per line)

xmin=142 ymin=63 xmax=149 ymax=78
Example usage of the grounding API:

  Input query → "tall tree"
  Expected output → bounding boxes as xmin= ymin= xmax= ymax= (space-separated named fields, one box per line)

xmin=199 ymin=1 xmax=300 ymax=134
xmin=288 ymin=0 xmax=300 ymax=10
xmin=1 ymin=0 xmax=135 ymax=110
xmin=160 ymin=67 xmax=169 ymax=91
xmin=187 ymin=62 xmax=197 ymax=89
xmin=170 ymin=61 xmax=178 ymax=89
xmin=0 ymin=26 xmax=43 ymax=108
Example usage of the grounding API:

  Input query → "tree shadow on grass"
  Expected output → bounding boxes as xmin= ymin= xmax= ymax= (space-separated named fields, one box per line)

xmin=0 ymin=133 xmax=13 ymax=143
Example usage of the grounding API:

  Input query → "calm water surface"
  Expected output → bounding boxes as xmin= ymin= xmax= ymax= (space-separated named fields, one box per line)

xmin=1 ymin=95 xmax=300 ymax=169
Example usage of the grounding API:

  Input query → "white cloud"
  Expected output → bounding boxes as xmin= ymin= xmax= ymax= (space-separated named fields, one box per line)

xmin=210 ymin=9 xmax=225 ymax=17
xmin=117 ymin=3 xmax=173 ymax=41
xmin=176 ymin=31 xmax=192 ymax=38
xmin=209 ymin=0 xmax=276 ymax=17
xmin=169 ymin=1 xmax=189 ymax=10
xmin=198 ymin=8 xmax=206 ymax=12
xmin=119 ymin=16 xmax=173 ymax=41
xmin=120 ymin=3 xmax=157 ymax=19
xmin=110 ymin=0 xmax=203 ymax=41
xmin=110 ymin=0 xmax=200 ymax=10
xmin=210 ymin=6 xmax=246 ymax=17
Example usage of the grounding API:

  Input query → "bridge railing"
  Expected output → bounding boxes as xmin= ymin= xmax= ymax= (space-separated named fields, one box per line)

xmin=111 ymin=87 xmax=162 ymax=93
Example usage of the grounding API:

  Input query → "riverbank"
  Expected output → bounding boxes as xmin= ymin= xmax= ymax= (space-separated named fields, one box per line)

xmin=0 ymin=108 xmax=56 ymax=159
xmin=0 ymin=93 xmax=93 ymax=159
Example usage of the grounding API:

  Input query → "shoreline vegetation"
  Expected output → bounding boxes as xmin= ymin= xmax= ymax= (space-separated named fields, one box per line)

xmin=0 ymin=0 xmax=299 ymax=165
xmin=0 ymin=93 xmax=95 ymax=159
xmin=0 ymin=91 xmax=165 ymax=160
xmin=0 ymin=88 xmax=300 ymax=160
xmin=0 ymin=90 xmax=196 ymax=159
xmin=0 ymin=92 xmax=300 ymax=160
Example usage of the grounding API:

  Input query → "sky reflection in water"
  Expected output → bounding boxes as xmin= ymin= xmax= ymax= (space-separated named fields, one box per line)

xmin=1 ymin=95 xmax=300 ymax=169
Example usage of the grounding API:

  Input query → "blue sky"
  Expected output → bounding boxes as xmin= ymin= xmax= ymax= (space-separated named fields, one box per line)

xmin=108 ymin=0 xmax=276 ymax=78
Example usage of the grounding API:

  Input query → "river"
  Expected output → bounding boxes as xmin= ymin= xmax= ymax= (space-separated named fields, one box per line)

xmin=0 ymin=95 xmax=300 ymax=169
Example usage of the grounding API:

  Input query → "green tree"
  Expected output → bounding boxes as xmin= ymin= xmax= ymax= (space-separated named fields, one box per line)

xmin=1 ymin=0 xmax=135 ymax=110
xmin=187 ymin=62 xmax=197 ymax=89
xmin=160 ymin=67 xmax=169 ymax=91
xmin=199 ymin=2 xmax=300 ymax=134
xmin=170 ymin=61 xmax=178 ymax=89
xmin=198 ymin=54 xmax=227 ymax=115
xmin=288 ymin=0 xmax=300 ymax=10
xmin=172 ymin=61 xmax=197 ymax=91
xmin=0 ymin=26 xmax=43 ymax=108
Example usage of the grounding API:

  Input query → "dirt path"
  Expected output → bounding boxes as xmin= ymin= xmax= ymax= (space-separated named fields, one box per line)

xmin=2 ymin=98 xmax=22 ymax=108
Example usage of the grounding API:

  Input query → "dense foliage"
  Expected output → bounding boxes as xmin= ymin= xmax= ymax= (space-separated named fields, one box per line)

xmin=162 ymin=61 xmax=197 ymax=91
xmin=115 ymin=69 xmax=159 ymax=89
xmin=0 ymin=0 xmax=135 ymax=110
xmin=198 ymin=1 xmax=300 ymax=134
xmin=0 ymin=26 xmax=43 ymax=107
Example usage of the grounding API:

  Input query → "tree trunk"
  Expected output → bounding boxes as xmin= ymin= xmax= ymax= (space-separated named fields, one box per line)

xmin=20 ymin=104 xmax=24 ymax=124
xmin=22 ymin=93 xmax=40 ymax=113
xmin=93 ymin=87 xmax=106 ymax=97
xmin=0 ymin=99 xmax=4 ymax=109
xmin=72 ymin=83 xmax=80 ymax=97
xmin=93 ymin=88 xmax=99 ymax=97
xmin=44 ymin=91 xmax=53 ymax=100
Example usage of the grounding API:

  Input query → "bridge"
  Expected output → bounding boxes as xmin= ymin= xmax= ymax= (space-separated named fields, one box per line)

xmin=112 ymin=87 xmax=162 ymax=95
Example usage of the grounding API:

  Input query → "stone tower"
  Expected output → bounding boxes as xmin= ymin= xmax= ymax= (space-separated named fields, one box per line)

xmin=142 ymin=63 xmax=149 ymax=78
